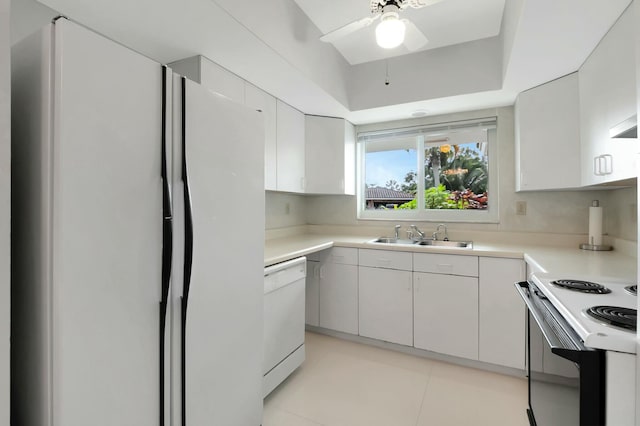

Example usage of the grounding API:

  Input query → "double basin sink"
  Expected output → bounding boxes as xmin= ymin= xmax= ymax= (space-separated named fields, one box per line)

xmin=371 ymin=237 xmax=473 ymax=249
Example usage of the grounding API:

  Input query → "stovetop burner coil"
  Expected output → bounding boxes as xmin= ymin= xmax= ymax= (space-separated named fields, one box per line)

xmin=551 ymin=279 xmax=611 ymax=294
xmin=586 ymin=306 xmax=637 ymax=331
xmin=625 ymin=285 xmax=637 ymax=296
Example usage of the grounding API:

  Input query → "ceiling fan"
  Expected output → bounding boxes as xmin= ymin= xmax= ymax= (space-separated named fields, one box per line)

xmin=319 ymin=0 xmax=443 ymax=50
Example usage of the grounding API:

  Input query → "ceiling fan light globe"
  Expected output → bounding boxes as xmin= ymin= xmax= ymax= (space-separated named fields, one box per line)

xmin=376 ymin=15 xmax=406 ymax=49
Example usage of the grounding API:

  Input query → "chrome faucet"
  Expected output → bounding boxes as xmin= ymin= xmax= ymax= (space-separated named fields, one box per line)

xmin=394 ymin=225 xmax=401 ymax=240
xmin=433 ymin=223 xmax=449 ymax=241
xmin=409 ymin=225 xmax=426 ymax=241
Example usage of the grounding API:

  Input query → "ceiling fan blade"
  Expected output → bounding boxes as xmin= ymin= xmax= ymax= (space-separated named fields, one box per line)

xmin=320 ymin=14 xmax=380 ymax=43
xmin=402 ymin=19 xmax=428 ymax=51
xmin=406 ymin=0 xmax=444 ymax=9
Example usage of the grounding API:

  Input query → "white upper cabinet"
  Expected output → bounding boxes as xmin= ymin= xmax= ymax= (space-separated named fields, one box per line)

xmin=515 ymin=73 xmax=582 ymax=191
xmin=305 ymin=115 xmax=355 ymax=195
xmin=168 ymin=55 xmax=245 ymax=104
xmin=276 ymin=100 xmax=306 ymax=193
xmin=245 ymin=83 xmax=277 ymax=190
xmin=314 ymin=248 xmax=359 ymax=335
xmin=579 ymin=3 xmax=637 ymax=186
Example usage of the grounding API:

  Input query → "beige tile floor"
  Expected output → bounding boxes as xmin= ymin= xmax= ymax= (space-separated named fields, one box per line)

xmin=264 ymin=332 xmax=528 ymax=426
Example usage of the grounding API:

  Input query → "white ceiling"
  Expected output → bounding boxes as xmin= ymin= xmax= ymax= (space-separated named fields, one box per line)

xmin=16 ymin=0 xmax=634 ymax=124
xmin=293 ymin=0 xmax=506 ymax=65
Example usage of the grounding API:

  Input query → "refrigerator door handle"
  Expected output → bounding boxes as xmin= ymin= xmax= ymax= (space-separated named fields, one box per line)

xmin=159 ymin=65 xmax=173 ymax=426
xmin=180 ymin=77 xmax=195 ymax=426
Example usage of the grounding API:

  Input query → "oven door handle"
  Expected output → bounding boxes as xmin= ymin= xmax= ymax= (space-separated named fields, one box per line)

xmin=514 ymin=282 xmax=582 ymax=359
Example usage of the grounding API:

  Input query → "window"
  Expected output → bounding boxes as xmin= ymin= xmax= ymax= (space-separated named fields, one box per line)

xmin=358 ymin=117 xmax=498 ymax=223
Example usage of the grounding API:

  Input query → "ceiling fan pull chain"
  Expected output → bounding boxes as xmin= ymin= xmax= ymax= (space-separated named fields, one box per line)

xmin=385 ymin=60 xmax=390 ymax=86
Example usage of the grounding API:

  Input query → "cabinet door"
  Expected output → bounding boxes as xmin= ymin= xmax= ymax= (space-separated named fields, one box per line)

xmin=414 ymin=272 xmax=478 ymax=360
xmin=515 ymin=73 xmax=581 ymax=191
xmin=305 ymin=260 xmax=320 ymax=327
xmin=305 ymin=116 xmax=355 ymax=195
xmin=276 ymin=100 xmax=305 ymax=193
xmin=579 ymin=5 xmax=637 ymax=186
xmin=478 ymin=257 xmax=526 ymax=369
xmin=245 ymin=83 xmax=277 ymax=190
xmin=358 ymin=267 xmax=412 ymax=346
xmin=319 ymin=263 xmax=358 ymax=334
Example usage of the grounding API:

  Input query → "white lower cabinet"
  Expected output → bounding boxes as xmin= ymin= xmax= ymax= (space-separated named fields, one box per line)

xmin=414 ymin=272 xmax=479 ymax=360
xmin=358 ymin=261 xmax=413 ymax=346
xmin=319 ymin=262 xmax=358 ymax=334
xmin=305 ymin=260 xmax=320 ymax=327
xmin=478 ymin=257 xmax=526 ymax=369
xmin=309 ymin=246 xmax=526 ymax=370
xmin=310 ymin=248 xmax=359 ymax=335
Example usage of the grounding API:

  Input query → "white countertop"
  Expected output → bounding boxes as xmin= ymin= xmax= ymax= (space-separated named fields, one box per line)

xmin=265 ymin=233 xmax=637 ymax=281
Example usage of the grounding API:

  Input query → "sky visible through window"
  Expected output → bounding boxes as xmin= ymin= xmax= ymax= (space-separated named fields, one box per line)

xmin=365 ymin=143 xmax=485 ymax=188
xmin=365 ymin=149 xmax=416 ymax=188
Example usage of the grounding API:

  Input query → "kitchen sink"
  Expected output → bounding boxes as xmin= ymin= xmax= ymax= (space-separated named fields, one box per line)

xmin=416 ymin=240 xmax=473 ymax=249
xmin=371 ymin=237 xmax=414 ymax=245
xmin=369 ymin=237 xmax=473 ymax=249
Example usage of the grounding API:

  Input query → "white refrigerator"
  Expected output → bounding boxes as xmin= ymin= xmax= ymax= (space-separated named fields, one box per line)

xmin=11 ymin=18 xmax=264 ymax=426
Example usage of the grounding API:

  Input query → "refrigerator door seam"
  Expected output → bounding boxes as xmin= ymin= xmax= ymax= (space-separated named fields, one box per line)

xmin=179 ymin=76 xmax=194 ymax=426
xmin=159 ymin=64 xmax=173 ymax=426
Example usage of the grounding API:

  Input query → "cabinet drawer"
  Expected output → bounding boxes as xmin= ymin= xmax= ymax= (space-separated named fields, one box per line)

xmin=413 ymin=253 xmax=478 ymax=277
xmin=307 ymin=247 xmax=358 ymax=265
xmin=359 ymin=249 xmax=412 ymax=271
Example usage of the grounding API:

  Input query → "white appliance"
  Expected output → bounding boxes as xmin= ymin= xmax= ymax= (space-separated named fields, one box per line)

xmin=516 ymin=274 xmax=637 ymax=425
xmin=531 ymin=273 xmax=636 ymax=353
xmin=263 ymin=257 xmax=306 ymax=397
xmin=11 ymin=18 xmax=264 ymax=426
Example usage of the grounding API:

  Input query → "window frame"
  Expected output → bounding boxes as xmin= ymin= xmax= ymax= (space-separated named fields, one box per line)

xmin=357 ymin=117 xmax=499 ymax=223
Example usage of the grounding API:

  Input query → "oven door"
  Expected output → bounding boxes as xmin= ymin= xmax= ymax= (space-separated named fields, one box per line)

xmin=515 ymin=282 xmax=605 ymax=426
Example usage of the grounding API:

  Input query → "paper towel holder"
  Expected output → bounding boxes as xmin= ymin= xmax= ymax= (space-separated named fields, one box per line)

xmin=580 ymin=200 xmax=612 ymax=251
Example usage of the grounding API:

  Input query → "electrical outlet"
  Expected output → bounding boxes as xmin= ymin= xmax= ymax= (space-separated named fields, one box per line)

xmin=516 ymin=201 xmax=527 ymax=216
xmin=285 ymin=203 xmax=290 ymax=215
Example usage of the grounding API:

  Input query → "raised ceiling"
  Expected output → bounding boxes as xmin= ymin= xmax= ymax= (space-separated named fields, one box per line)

xmin=293 ymin=0 xmax=506 ymax=65
xmin=23 ymin=0 xmax=634 ymax=124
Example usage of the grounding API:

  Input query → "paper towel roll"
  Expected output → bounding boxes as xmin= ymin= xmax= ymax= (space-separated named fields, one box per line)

xmin=588 ymin=204 xmax=603 ymax=246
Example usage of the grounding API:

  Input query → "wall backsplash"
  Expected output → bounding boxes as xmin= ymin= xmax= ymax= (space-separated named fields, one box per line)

xmin=604 ymin=186 xmax=638 ymax=241
xmin=265 ymin=191 xmax=307 ymax=229
xmin=266 ymin=106 xmax=638 ymax=242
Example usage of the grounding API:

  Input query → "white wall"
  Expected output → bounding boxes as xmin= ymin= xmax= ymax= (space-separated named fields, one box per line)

xmin=302 ymin=107 xmax=637 ymax=240
xmin=212 ymin=0 xmax=352 ymax=110
xmin=500 ymin=0 xmax=524 ymax=79
xmin=10 ymin=0 xmax=57 ymax=44
xmin=348 ymin=37 xmax=503 ymax=111
xmin=606 ymin=186 xmax=638 ymax=241
xmin=0 ymin=0 xmax=9 ymax=421
xmin=265 ymin=192 xmax=307 ymax=230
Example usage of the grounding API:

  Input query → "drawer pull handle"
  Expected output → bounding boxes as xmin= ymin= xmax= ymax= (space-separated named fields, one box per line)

xmin=378 ymin=258 xmax=391 ymax=265
xmin=436 ymin=263 xmax=453 ymax=272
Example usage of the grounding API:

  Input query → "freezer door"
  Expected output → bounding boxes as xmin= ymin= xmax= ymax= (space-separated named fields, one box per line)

xmin=48 ymin=20 xmax=163 ymax=426
xmin=177 ymin=77 xmax=265 ymax=426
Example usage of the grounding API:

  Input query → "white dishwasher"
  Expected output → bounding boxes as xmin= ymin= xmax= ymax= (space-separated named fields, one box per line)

xmin=263 ymin=257 xmax=306 ymax=397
